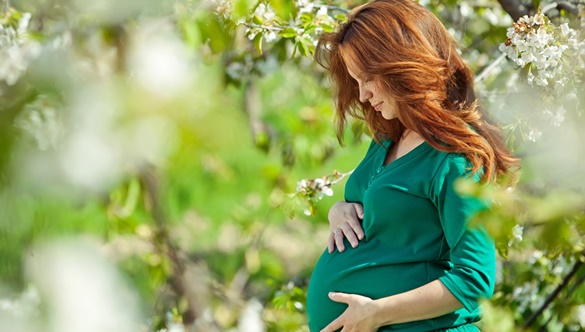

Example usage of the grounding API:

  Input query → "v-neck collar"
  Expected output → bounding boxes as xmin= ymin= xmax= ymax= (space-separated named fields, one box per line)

xmin=379 ymin=139 xmax=429 ymax=170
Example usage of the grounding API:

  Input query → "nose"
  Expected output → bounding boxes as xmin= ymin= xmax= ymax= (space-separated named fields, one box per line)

xmin=358 ymin=83 xmax=372 ymax=103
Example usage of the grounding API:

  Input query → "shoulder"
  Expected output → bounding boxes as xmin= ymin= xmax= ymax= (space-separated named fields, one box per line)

xmin=428 ymin=149 xmax=479 ymax=192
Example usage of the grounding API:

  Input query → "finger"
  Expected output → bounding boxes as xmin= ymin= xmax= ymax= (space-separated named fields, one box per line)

xmin=334 ymin=229 xmax=345 ymax=252
xmin=346 ymin=218 xmax=365 ymax=241
xmin=341 ymin=223 xmax=359 ymax=248
xmin=328 ymin=233 xmax=335 ymax=254
xmin=320 ymin=315 xmax=344 ymax=332
xmin=329 ymin=292 xmax=352 ymax=304
xmin=352 ymin=203 xmax=365 ymax=219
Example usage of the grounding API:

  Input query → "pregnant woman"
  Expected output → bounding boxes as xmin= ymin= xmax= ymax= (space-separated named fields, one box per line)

xmin=306 ymin=1 xmax=520 ymax=331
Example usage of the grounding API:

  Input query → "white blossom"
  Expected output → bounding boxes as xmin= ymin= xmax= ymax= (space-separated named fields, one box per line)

xmin=297 ymin=0 xmax=314 ymax=13
xmin=0 ymin=286 xmax=41 ymax=318
xmin=542 ymin=106 xmax=566 ymax=127
xmin=526 ymin=128 xmax=542 ymax=142
xmin=208 ymin=0 xmax=232 ymax=19
xmin=459 ymin=3 xmax=472 ymax=18
xmin=264 ymin=30 xmax=277 ymax=43
xmin=238 ymin=298 xmax=266 ymax=332
xmin=499 ymin=13 xmax=582 ymax=91
xmin=254 ymin=3 xmax=276 ymax=24
xmin=15 ymin=95 xmax=64 ymax=151
xmin=322 ymin=187 xmax=334 ymax=197
xmin=296 ymin=179 xmax=307 ymax=192
xmin=508 ymin=224 xmax=524 ymax=246
xmin=0 ymin=12 xmax=39 ymax=87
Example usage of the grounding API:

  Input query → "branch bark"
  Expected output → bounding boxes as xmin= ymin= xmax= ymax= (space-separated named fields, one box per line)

xmin=497 ymin=0 xmax=535 ymax=21
xmin=244 ymin=80 xmax=271 ymax=150
xmin=522 ymin=254 xmax=585 ymax=329
xmin=542 ymin=1 xmax=580 ymax=15
xmin=141 ymin=166 xmax=199 ymax=325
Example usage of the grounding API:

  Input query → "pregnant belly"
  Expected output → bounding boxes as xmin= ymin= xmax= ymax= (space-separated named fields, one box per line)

xmin=306 ymin=243 xmax=433 ymax=331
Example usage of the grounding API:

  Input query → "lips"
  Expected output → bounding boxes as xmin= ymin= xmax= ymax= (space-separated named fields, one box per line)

xmin=373 ymin=103 xmax=383 ymax=111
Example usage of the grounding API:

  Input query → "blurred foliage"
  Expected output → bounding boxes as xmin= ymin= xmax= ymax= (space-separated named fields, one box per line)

xmin=0 ymin=0 xmax=584 ymax=331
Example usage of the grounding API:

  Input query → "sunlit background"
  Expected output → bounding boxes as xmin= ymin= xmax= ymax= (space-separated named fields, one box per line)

xmin=1 ymin=0 xmax=584 ymax=331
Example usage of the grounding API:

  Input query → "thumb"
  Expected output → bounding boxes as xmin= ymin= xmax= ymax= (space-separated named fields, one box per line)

xmin=329 ymin=292 xmax=351 ymax=304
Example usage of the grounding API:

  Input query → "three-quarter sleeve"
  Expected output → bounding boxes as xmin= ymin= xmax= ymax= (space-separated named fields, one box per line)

xmin=430 ymin=156 xmax=497 ymax=313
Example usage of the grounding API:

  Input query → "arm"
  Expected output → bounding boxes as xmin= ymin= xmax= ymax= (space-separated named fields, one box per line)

xmin=321 ymin=280 xmax=462 ymax=332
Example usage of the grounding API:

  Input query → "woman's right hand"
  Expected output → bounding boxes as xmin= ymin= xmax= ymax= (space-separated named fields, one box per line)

xmin=328 ymin=201 xmax=365 ymax=253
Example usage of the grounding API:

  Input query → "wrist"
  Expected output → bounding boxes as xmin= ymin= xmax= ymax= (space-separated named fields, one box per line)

xmin=372 ymin=297 xmax=395 ymax=326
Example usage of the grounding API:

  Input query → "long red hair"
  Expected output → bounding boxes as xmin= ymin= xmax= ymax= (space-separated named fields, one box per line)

xmin=315 ymin=0 xmax=519 ymax=183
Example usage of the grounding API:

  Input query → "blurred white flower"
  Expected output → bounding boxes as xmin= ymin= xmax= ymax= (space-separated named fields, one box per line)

xmin=322 ymin=187 xmax=334 ymax=197
xmin=297 ymin=0 xmax=314 ymax=13
xmin=0 ymin=286 xmax=41 ymax=318
xmin=296 ymin=179 xmax=307 ymax=192
xmin=314 ymin=5 xmax=334 ymax=27
xmin=15 ymin=95 xmax=64 ymax=151
xmin=238 ymin=298 xmax=265 ymax=332
xmin=254 ymin=3 xmax=276 ymax=24
xmin=264 ymin=30 xmax=277 ymax=43
xmin=208 ymin=0 xmax=232 ymax=19
xmin=0 ymin=12 xmax=39 ymax=87
xmin=166 ymin=322 xmax=186 ymax=332
xmin=460 ymin=3 xmax=472 ymax=18
xmin=26 ymin=239 xmax=143 ymax=332
xmin=528 ymin=250 xmax=544 ymax=264
xmin=526 ymin=128 xmax=542 ymax=142
xmin=542 ymin=106 xmax=566 ymax=127
xmin=508 ymin=224 xmax=524 ymax=246
xmin=60 ymin=129 xmax=119 ymax=190
xmin=129 ymin=30 xmax=192 ymax=98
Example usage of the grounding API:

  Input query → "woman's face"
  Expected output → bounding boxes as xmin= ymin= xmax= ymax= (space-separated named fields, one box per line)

xmin=343 ymin=55 xmax=399 ymax=120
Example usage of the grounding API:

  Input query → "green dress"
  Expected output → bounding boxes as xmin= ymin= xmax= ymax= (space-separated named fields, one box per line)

xmin=306 ymin=139 xmax=496 ymax=331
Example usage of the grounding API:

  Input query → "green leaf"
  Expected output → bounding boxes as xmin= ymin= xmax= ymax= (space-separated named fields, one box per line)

xmin=334 ymin=13 xmax=348 ymax=23
xmin=299 ymin=12 xmax=314 ymax=26
xmin=279 ymin=26 xmax=297 ymax=38
xmin=254 ymin=33 xmax=263 ymax=55
xmin=297 ymin=39 xmax=309 ymax=57
xmin=252 ymin=14 xmax=264 ymax=25
xmin=304 ymin=23 xmax=316 ymax=35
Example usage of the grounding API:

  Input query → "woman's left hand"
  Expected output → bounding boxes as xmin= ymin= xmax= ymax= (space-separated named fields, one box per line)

xmin=320 ymin=292 xmax=381 ymax=332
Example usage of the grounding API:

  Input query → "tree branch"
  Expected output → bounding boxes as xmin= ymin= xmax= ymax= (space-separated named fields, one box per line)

xmin=475 ymin=53 xmax=507 ymax=84
xmin=141 ymin=166 xmax=199 ymax=325
xmin=497 ymin=0 xmax=535 ymax=21
xmin=522 ymin=254 xmax=584 ymax=329
xmin=244 ymin=80 xmax=271 ymax=150
xmin=542 ymin=2 xmax=580 ymax=15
